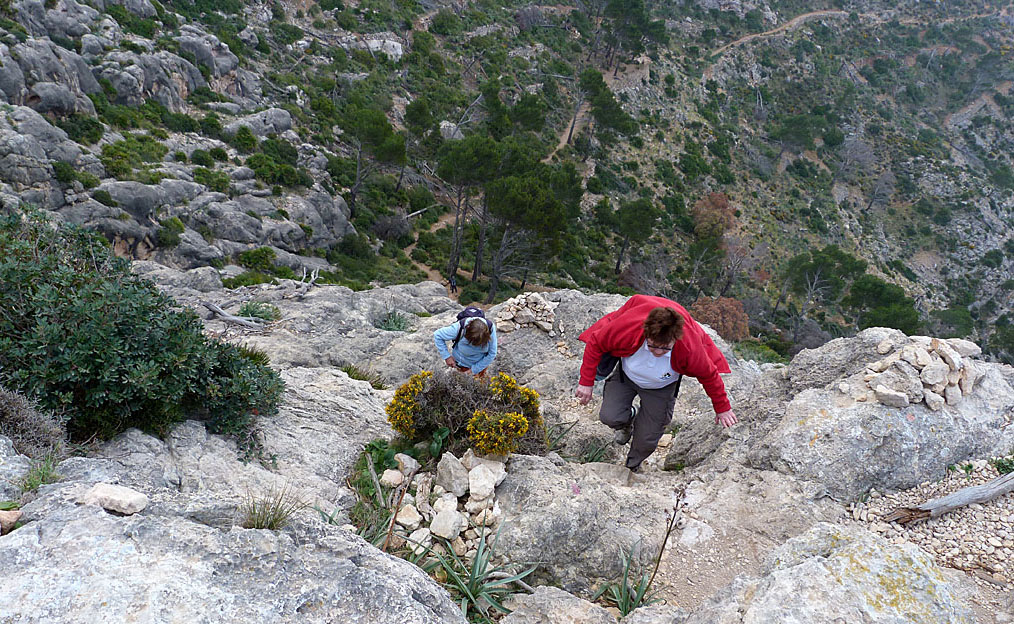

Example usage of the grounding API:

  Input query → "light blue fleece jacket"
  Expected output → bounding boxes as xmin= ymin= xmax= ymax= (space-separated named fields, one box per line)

xmin=433 ymin=317 xmax=497 ymax=374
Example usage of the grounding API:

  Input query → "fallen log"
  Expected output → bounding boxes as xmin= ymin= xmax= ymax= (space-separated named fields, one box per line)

xmin=882 ymin=471 xmax=1014 ymax=525
xmin=201 ymin=302 xmax=267 ymax=330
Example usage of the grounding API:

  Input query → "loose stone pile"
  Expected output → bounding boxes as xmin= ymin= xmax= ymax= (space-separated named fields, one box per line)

xmin=495 ymin=293 xmax=559 ymax=336
xmin=844 ymin=458 xmax=1014 ymax=588
xmin=850 ymin=336 xmax=984 ymax=410
xmin=379 ymin=449 xmax=507 ymax=560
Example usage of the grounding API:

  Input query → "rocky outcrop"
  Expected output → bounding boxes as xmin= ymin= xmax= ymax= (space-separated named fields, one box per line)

xmin=223 ymin=108 xmax=293 ymax=138
xmin=685 ymin=523 xmax=975 ymax=623
xmin=747 ymin=328 xmax=1014 ymax=500
xmin=0 ymin=365 xmax=466 ymax=623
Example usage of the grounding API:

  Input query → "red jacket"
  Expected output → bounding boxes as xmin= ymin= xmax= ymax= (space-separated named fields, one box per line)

xmin=578 ymin=295 xmax=732 ymax=414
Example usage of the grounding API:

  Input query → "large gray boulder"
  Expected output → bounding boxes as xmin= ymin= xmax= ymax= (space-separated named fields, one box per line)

xmin=746 ymin=331 xmax=1014 ymax=500
xmin=684 ymin=523 xmax=975 ymax=623
xmin=224 ymin=108 xmax=293 ymax=138
xmin=95 ymin=50 xmax=206 ymax=112
xmin=0 ymin=504 xmax=464 ymax=623
xmin=494 ymin=454 xmax=673 ymax=594
xmin=502 ymin=586 xmax=616 ymax=624
xmin=175 ymin=24 xmax=239 ymax=77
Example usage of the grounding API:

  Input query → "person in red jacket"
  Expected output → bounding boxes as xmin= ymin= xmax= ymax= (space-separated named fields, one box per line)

xmin=574 ymin=295 xmax=738 ymax=472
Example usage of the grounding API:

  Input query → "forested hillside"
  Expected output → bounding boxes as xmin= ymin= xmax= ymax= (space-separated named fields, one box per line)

xmin=0 ymin=0 xmax=1011 ymax=362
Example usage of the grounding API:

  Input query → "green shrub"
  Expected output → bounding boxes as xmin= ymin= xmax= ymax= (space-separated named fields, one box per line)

xmin=52 ymin=161 xmax=76 ymax=184
xmin=238 ymin=301 xmax=281 ymax=321
xmin=238 ymin=246 xmax=277 ymax=272
xmin=0 ymin=386 xmax=66 ymax=459
xmin=242 ymin=484 xmax=307 ymax=530
xmin=19 ymin=454 xmax=61 ymax=494
xmin=76 ymin=172 xmax=100 ymax=189
xmin=0 ymin=210 xmax=284 ymax=450
xmin=190 ymin=149 xmax=214 ymax=167
xmin=429 ymin=9 xmax=459 ymax=35
xmin=209 ymin=146 xmax=228 ymax=161
xmin=99 ymin=134 xmax=167 ymax=179
xmin=156 ymin=216 xmax=185 ymax=247
xmin=338 ymin=362 xmax=388 ymax=390
xmin=92 ymin=189 xmax=118 ymax=207
xmin=194 ymin=167 xmax=230 ymax=193
xmin=375 ymin=309 xmax=409 ymax=331
xmin=223 ymin=271 xmax=275 ymax=288
xmin=386 ymin=371 xmax=545 ymax=458
xmin=56 ymin=114 xmax=105 ymax=145
xmin=229 ymin=126 xmax=258 ymax=153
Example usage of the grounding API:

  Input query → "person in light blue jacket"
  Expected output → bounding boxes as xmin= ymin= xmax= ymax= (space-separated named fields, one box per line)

xmin=433 ymin=317 xmax=497 ymax=376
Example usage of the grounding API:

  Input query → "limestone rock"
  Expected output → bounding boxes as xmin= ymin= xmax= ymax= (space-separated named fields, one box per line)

xmin=394 ymin=453 xmax=420 ymax=475
xmin=394 ymin=504 xmax=421 ymax=530
xmin=380 ymin=469 xmax=404 ymax=488
xmin=429 ymin=508 xmax=466 ymax=540
xmin=77 ymin=483 xmax=149 ymax=515
xmin=436 ymin=453 xmax=469 ymax=498
xmin=0 ymin=509 xmax=22 ymax=535
xmin=874 ymin=384 xmax=909 ymax=408
xmin=501 ymin=586 xmax=615 ymax=624
xmin=684 ymin=523 xmax=974 ymax=623
xmin=432 ymin=493 xmax=459 ymax=515
xmin=468 ymin=464 xmax=497 ymax=500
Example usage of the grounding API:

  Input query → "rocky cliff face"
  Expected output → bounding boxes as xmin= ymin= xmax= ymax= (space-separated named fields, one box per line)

xmin=2 ymin=271 xmax=1012 ymax=621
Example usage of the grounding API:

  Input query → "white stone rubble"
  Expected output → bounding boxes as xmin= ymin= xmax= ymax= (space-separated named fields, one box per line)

xmin=861 ymin=337 xmax=985 ymax=410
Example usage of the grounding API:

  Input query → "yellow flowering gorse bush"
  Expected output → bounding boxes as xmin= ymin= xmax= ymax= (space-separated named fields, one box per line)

xmin=385 ymin=371 xmax=431 ymax=438
xmin=384 ymin=370 xmax=545 ymax=458
xmin=467 ymin=409 xmax=529 ymax=456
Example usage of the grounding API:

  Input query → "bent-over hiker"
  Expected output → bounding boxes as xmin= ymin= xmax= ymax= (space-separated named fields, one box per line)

xmin=433 ymin=310 xmax=497 ymax=376
xmin=574 ymin=294 xmax=737 ymax=472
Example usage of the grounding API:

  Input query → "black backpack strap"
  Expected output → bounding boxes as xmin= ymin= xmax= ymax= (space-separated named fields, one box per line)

xmin=451 ymin=319 xmax=467 ymax=349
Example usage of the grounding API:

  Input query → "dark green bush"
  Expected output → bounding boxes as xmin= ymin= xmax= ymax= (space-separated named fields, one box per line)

xmin=190 ymin=149 xmax=214 ymax=167
xmin=56 ymin=114 xmax=105 ymax=145
xmin=99 ymin=134 xmax=168 ymax=179
xmin=223 ymin=271 xmax=275 ymax=288
xmin=92 ymin=190 xmax=118 ymax=206
xmin=0 ymin=210 xmax=284 ymax=447
xmin=52 ymin=161 xmax=76 ymax=184
xmin=238 ymin=246 xmax=277 ymax=272
xmin=209 ymin=146 xmax=228 ymax=161
xmin=230 ymin=126 xmax=258 ymax=152
xmin=194 ymin=167 xmax=230 ymax=193
xmin=156 ymin=216 xmax=185 ymax=247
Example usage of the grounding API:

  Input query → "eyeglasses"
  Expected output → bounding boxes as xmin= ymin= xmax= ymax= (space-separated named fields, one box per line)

xmin=646 ymin=342 xmax=673 ymax=352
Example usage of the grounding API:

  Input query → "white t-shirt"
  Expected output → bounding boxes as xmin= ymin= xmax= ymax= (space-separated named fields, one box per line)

xmin=621 ymin=340 xmax=680 ymax=389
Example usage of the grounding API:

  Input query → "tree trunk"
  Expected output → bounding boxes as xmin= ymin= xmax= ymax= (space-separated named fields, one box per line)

xmin=447 ymin=187 xmax=465 ymax=278
xmin=614 ymin=236 xmax=629 ymax=273
xmin=395 ymin=163 xmax=407 ymax=192
xmin=486 ymin=226 xmax=511 ymax=304
xmin=882 ymin=471 xmax=1014 ymax=525
xmin=566 ymin=96 xmax=584 ymax=145
xmin=348 ymin=144 xmax=365 ymax=218
xmin=472 ymin=196 xmax=488 ymax=281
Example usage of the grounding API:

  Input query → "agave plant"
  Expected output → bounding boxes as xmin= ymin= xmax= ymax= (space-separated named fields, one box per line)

xmin=431 ymin=524 xmax=536 ymax=621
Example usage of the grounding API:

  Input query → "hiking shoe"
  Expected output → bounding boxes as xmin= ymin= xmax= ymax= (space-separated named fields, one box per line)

xmin=613 ymin=426 xmax=632 ymax=445
xmin=628 ymin=463 xmax=641 ymax=473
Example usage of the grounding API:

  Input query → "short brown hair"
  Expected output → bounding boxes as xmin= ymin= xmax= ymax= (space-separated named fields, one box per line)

xmin=642 ymin=307 xmax=684 ymax=344
xmin=464 ymin=319 xmax=491 ymax=346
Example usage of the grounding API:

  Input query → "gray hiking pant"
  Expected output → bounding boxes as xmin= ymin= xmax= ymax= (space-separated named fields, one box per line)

xmin=599 ymin=365 xmax=681 ymax=470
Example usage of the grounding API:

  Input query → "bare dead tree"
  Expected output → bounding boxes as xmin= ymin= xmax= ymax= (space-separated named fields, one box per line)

xmin=836 ymin=136 xmax=875 ymax=182
xmin=201 ymin=302 xmax=269 ymax=330
xmin=865 ymin=169 xmax=897 ymax=211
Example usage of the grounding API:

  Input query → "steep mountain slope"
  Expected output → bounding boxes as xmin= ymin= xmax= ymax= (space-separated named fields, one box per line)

xmin=0 ymin=0 xmax=1010 ymax=360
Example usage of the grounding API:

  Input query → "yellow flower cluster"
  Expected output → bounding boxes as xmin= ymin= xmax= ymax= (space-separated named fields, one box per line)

xmin=467 ymin=409 xmax=529 ymax=456
xmin=489 ymin=371 xmax=542 ymax=426
xmin=385 ymin=371 xmax=432 ymax=437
